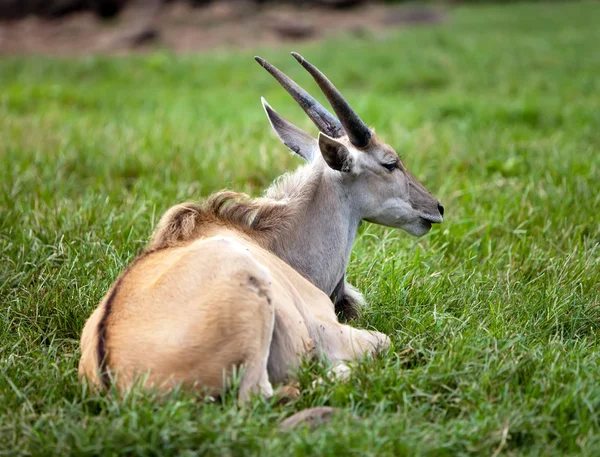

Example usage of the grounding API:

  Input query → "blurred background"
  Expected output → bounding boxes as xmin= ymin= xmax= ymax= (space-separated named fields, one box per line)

xmin=0 ymin=0 xmax=528 ymax=55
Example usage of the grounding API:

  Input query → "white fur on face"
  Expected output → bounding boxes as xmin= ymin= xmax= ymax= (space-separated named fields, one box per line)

xmin=363 ymin=197 xmax=433 ymax=236
xmin=343 ymin=141 xmax=439 ymax=236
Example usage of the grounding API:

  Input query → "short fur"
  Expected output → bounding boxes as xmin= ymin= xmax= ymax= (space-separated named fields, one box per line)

xmin=254 ymin=54 xmax=444 ymax=319
xmin=79 ymin=222 xmax=389 ymax=399
xmin=79 ymin=53 xmax=444 ymax=397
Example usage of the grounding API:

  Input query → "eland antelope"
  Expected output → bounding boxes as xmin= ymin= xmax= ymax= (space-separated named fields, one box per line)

xmin=253 ymin=52 xmax=444 ymax=319
xmin=78 ymin=53 xmax=442 ymax=399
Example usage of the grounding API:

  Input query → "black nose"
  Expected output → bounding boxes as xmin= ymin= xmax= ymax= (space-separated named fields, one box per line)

xmin=438 ymin=203 xmax=444 ymax=217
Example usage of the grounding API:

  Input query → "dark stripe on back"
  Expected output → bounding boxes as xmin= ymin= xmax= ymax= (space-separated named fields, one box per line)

xmin=94 ymin=249 xmax=158 ymax=388
xmin=96 ymin=278 xmax=122 ymax=389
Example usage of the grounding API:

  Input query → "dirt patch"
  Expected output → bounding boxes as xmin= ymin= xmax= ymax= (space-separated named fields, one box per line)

xmin=0 ymin=1 xmax=445 ymax=56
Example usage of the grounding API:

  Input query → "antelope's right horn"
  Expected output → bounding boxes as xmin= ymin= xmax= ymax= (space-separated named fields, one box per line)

xmin=291 ymin=52 xmax=372 ymax=148
xmin=255 ymin=56 xmax=344 ymax=138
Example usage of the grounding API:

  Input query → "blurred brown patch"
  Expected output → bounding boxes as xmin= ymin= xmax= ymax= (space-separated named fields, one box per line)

xmin=0 ymin=1 xmax=445 ymax=56
xmin=280 ymin=406 xmax=342 ymax=430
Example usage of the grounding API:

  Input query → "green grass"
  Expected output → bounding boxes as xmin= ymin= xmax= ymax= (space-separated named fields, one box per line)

xmin=1 ymin=1 xmax=599 ymax=455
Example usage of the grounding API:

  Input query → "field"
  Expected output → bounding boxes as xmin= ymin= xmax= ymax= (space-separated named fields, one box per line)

xmin=1 ymin=1 xmax=599 ymax=455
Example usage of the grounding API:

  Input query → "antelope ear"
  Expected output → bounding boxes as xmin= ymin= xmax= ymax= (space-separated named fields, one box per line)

xmin=262 ymin=97 xmax=317 ymax=162
xmin=318 ymin=132 xmax=354 ymax=172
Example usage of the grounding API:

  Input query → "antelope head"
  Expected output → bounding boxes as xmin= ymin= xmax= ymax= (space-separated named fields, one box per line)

xmin=256 ymin=53 xmax=444 ymax=237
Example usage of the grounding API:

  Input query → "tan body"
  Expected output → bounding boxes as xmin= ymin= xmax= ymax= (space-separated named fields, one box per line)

xmin=79 ymin=52 xmax=444 ymax=400
xmin=79 ymin=226 xmax=389 ymax=400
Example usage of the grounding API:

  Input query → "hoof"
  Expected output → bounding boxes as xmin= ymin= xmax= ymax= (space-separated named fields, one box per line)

xmin=276 ymin=385 xmax=301 ymax=405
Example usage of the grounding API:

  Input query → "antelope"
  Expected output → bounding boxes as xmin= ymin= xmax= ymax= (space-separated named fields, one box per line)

xmin=253 ymin=52 xmax=444 ymax=319
xmin=78 ymin=53 xmax=443 ymax=400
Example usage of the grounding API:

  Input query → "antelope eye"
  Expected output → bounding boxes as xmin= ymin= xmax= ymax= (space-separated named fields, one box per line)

xmin=381 ymin=161 xmax=398 ymax=172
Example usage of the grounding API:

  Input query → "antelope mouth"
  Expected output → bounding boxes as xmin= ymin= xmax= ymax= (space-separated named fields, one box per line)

xmin=419 ymin=214 xmax=443 ymax=225
xmin=418 ymin=218 xmax=432 ymax=233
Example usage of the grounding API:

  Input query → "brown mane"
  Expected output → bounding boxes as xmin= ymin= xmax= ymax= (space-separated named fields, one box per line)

xmin=148 ymin=164 xmax=320 ymax=252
